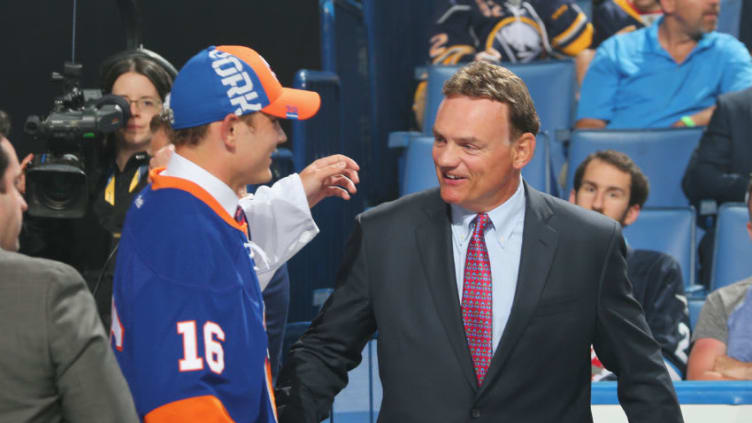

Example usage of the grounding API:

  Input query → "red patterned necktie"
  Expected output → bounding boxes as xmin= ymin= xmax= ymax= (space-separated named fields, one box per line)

xmin=234 ymin=206 xmax=250 ymax=239
xmin=462 ymin=213 xmax=493 ymax=385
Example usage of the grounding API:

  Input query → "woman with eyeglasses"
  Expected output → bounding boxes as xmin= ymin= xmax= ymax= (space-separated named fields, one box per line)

xmin=95 ymin=54 xmax=174 ymax=237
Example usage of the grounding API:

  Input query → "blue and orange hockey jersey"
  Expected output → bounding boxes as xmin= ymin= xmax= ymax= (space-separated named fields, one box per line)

xmin=111 ymin=171 xmax=276 ymax=423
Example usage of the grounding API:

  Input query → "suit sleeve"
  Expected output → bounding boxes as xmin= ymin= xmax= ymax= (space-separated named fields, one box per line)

xmin=682 ymin=95 xmax=749 ymax=205
xmin=276 ymin=216 xmax=377 ymax=423
xmin=48 ymin=262 xmax=139 ymax=423
xmin=592 ymin=225 xmax=683 ymax=422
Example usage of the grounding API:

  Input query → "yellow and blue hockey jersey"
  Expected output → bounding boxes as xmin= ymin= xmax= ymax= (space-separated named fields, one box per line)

xmin=111 ymin=170 xmax=276 ymax=423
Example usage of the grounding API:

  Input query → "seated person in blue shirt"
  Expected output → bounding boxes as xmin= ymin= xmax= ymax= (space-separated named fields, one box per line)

xmin=570 ymin=150 xmax=690 ymax=380
xmin=576 ymin=0 xmax=663 ymax=84
xmin=688 ymin=180 xmax=752 ymax=380
xmin=576 ymin=0 xmax=752 ymax=129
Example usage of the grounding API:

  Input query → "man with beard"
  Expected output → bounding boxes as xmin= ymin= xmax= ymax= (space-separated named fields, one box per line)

xmin=570 ymin=150 xmax=691 ymax=380
xmin=577 ymin=0 xmax=752 ymax=129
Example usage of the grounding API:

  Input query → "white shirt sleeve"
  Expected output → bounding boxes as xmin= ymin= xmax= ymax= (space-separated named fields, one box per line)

xmin=238 ymin=173 xmax=319 ymax=290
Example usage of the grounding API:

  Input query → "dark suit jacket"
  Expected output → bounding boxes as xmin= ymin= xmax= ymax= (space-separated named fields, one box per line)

xmin=683 ymin=86 xmax=752 ymax=206
xmin=0 ymin=249 xmax=138 ymax=423
xmin=277 ymin=185 xmax=682 ymax=423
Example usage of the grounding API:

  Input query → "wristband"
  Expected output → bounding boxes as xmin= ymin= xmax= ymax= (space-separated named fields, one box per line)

xmin=681 ymin=116 xmax=696 ymax=127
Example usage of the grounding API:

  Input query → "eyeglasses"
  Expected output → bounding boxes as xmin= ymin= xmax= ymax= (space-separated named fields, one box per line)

xmin=122 ymin=97 xmax=162 ymax=113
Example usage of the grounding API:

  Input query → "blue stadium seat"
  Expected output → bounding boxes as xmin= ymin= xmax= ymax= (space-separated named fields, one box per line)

xmin=397 ymin=134 xmax=553 ymax=196
xmin=689 ymin=299 xmax=705 ymax=330
xmin=565 ymin=128 xmax=704 ymax=207
xmin=718 ymin=0 xmax=742 ymax=38
xmin=710 ymin=203 xmax=752 ymax=291
xmin=623 ymin=207 xmax=697 ymax=287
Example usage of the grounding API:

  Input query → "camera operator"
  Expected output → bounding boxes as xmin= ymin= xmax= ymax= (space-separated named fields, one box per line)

xmin=20 ymin=50 xmax=176 ymax=328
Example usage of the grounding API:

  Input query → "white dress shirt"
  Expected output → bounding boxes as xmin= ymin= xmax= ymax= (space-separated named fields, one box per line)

xmin=450 ymin=178 xmax=526 ymax=353
xmin=163 ymin=152 xmax=318 ymax=290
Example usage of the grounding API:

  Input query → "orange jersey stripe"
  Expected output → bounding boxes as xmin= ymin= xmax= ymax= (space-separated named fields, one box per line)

xmin=149 ymin=168 xmax=248 ymax=236
xmin=145 ymin=395 xmax=235 ymax=423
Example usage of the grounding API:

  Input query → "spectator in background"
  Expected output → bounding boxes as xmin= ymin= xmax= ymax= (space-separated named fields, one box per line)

xmin=687 ymin=180 xmax=752 ymax=380
xmin=592 ymin=0 xmax=663 ymax=47
xmin=0 ymin=113 xmax=138 ymax=422
xmin=576 ymin=0 xmax=662 ymax=84
xmin=570 ymin=150 xmax=690 ymax=380
xmin=414 ymin=0 xmax=593 ymax=127
xmin=683 ymin=86 xmax=752 ymax=210
xmin=576 ymin=0 xmax=752 ymax=129
xmin=682 ymin=86 xmax=752 ymax=286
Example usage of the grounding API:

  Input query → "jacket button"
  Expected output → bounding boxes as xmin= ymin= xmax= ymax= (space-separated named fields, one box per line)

xmin=471 ymin=408 xmax=481 ymax=418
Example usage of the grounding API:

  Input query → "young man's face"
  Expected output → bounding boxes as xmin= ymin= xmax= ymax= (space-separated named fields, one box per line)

xmin=432 ymin=95 xmax=533 ymax=212
xmin=0 ymin=138 xmax=27 ymax=251
xmin=235 ymin=112 xmax=287 ymax=185
xmin=570 ymin=158 xmax=639 ymax=227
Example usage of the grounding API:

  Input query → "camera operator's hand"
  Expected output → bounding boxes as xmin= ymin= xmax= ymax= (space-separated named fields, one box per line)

xmin=18 ymin=153 xmax=33 ymax=195
xmin=299 ymin=154 xmax=359 ymax=208
xmin=149 ymin=144 xmax=174 ymax=170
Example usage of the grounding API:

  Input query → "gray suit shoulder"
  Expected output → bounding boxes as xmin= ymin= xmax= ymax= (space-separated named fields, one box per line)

xmin=0 ymin=249 xmax=86 ymax=292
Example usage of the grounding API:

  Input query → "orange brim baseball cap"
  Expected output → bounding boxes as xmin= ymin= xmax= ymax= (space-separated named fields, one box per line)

xmin=169 ymin=45 xmax=321 ymax=130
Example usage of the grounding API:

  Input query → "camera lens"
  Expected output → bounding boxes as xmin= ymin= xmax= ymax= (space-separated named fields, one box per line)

xmin=36 ymin=172 xmax=83 ymax=211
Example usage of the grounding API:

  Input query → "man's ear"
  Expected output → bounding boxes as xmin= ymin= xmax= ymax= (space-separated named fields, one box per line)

xmin=622 ymin=204 xmax=641 ymax=227
xmin=568 ymin=189 xmax=576 ymax=204
xmin=746 ymin=221 xmax=752 ymax=241
xmin=512 ymin=132 xmax=536 ymax=170
xmin=219 ymin=114 xmax=240 ymax=149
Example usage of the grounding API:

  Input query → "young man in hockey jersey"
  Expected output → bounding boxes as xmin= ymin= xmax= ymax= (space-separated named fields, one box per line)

xmin=570 ymin=150 xmax=690 ymax=380
xmin=111 ymin=45 xmax=359 ymax=422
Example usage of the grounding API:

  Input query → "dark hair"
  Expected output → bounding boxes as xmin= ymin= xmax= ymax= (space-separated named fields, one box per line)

xmin=0 ymin=110 xmax=10 ymax=138
xmin=442 ymin=61 xmax=540 ymax=139
xmin=573 ymin=150 xmax=650 ymax=208
xmin=149 ymin=111 xmax=173 ymax=134
xmin=172 ymin=112 xmax=256 ymax=148
xmin=101 ymin=55 xmax=173 ymax=101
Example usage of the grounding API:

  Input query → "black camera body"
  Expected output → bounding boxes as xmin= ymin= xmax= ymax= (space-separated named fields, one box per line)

xmin=24 ymin=62 xmax=130 ymax=218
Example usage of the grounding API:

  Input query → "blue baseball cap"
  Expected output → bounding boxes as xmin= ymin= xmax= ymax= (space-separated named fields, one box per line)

xmin=168 ymin=45 xmax=321 ymax=130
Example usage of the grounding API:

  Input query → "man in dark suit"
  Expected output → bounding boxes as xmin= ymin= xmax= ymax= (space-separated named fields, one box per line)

xmin=683 ymin=86 xmax=752 ymax=285
xmin=276 ymin=62 xmax=683 ymax=422
xmin=0 ymin=120 xmax=138 ymax=422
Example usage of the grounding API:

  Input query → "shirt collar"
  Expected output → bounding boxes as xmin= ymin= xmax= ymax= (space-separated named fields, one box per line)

xmin=450 ymin=177 xmax=526 ymax=242
xmin=162 ymin=152 xmax=239 ymax=217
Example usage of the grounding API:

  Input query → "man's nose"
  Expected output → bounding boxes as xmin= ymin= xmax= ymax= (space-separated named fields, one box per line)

xmin=434 ymin=144 xmax=459 ymax=167
xmin=592 ymin=191 xmax=605 ymax=211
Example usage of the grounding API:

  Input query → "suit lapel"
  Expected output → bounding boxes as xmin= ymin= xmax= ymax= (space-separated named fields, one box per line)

xmin=479 ymin=184 xmax=558 ymax=395
xmin=415 ymin=190 xmax=478 ymax=391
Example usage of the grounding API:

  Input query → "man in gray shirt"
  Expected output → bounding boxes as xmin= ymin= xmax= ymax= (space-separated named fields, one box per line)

xmin=687 ymin=181 xmax=752 ymax=380
xmin=0 ymin=113 xmax=138 ymax=422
